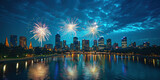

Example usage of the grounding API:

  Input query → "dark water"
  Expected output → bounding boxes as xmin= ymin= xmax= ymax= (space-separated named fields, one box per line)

xmin=0 ymin=54 xmax=160 ymax=80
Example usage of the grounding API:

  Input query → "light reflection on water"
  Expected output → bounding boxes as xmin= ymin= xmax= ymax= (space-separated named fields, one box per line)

xmin=28 ymin=63 xmax=49 ymax=80
xmin=0 ymin=54 xmax=160 ymax=80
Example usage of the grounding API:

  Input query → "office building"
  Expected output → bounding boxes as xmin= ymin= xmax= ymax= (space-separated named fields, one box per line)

xmin=73 ymin=37 xmax=78 ymax=51
xmin=55 ymin=34 xmax=61 ymax=49
xmin=121 ymin=36 xmax=127 ymax=48
xmin=98 ymin=37 xmax=105 ymax=50
xmin=10 ymin=35 xmax=17 ymax=47
xmin=107 ymin=39 xmax=111 ymax=50
xmin=82 ymin=39 xmax=89 ymax=51
xmin=78 ymin=41 xmax=80 ymax=50
xmin=19 ymin=36 xmax=27 ymax=49
xmin=93 ymin=40 xmax=98 ymax=51
xmin=70 ymin=43 xmax=74 ymax=50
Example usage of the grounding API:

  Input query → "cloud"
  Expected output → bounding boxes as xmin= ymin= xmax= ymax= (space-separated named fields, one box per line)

xmin=0 ymin=0 xmax=160 ymax=46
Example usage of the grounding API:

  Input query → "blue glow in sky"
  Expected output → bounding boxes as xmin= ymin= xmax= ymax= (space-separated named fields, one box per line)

xmin=0 ymin=0 xmax=160 ymax=47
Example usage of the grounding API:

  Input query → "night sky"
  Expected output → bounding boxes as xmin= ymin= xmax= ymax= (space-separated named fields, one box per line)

xmin=0 ymin=0 xmax=160 ymax=47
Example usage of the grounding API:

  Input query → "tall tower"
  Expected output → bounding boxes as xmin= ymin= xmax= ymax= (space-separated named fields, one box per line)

xmin=29 ymin=41 xmax=33 ymax=49
xmin=73 ymin=37 xmax=78 ymax=51
xmin=122 ymin=36 xmax=127 ymax=48
xmin=82 ymin=39 xmax=89 ymax=51
xmin=85 ymin=40 xmax=89 ymax=51
xmin=98 ymin=37 xmax=105 ymax=50
xmin=10 ymin=35 xmax=17 ymax=47
xmin=63 ymin=40 xmax=66 ymax=50
xmin=4 ymin=37 xmax=9 ymax=47
xmin=19 ymin=36 xmax=27 ymax=48
xmin=93 ymin=40 xmax=97 ymax=51
xmin=82 ymin=39 xmax=85 ymax=51
xmin=107 ymin=39 xmax=111 ymax=50
xmin=94 ymin=40 xmax=97 ymax=46
xmin=55 ymin=34 xmax=60 ymax=49
xmin=78 ymin=41 xmax=80 ymax=51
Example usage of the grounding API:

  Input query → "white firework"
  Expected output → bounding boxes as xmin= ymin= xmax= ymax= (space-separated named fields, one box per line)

xmin=30 ymin=23 xmax=51 ymax=47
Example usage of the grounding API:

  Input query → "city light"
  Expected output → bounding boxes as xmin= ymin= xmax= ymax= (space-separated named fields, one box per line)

xmin=30 ymin=22 xmax=51 ymax=47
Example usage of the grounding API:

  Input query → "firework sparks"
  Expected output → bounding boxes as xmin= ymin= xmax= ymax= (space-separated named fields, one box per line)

xmin=60 ymin=18 xmax=78 ymax=36
xmin=85 ymin=22 xmax=101 ymax=39
xmin=30 ymin=23 xmax=51 ymax=47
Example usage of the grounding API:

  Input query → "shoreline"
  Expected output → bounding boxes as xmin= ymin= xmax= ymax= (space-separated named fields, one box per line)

xmin=0 ymin=54 xmax=63 ymax=62
xmin=0 ymin=53 xmax=160 ymax=62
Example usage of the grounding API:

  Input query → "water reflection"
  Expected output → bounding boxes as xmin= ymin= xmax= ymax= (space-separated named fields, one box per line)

xmin=3 ymin=64 xmax=6 ymax=73
xmin=16 ymin=63 xmax=19 ymax=69
xmin=3 ymin=64 xmax=6 ymax=78
xmin=28 ymin=63 xmax=49 ymax=80
xmin=25 ymin=61 xmax=27 ymax=69
xmin=65 ymin=66 xmax=77 ymax=80
xmin=85 ymin=64 xmax=99 ymax=79
xmin=31 ymin=60 xmax=34 ymax=66
xmin=1 ymin=54 xmax=160 ymax=80
xmin=153 ymin=59 xmax=155 ymax=66
xmin=144 ymin=58 xmax=147 ymax=64
xmin=137 ymin=57 xmax=139 ymax=62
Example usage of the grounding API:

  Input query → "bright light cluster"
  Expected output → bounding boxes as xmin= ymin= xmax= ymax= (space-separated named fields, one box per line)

xmin=86 ymin=22 xmax=101 ymax=39
xmin=66 ymin=66 xmax=77 ymax=79
xmin=60 ymin=18 xmax=78 ymax=36
xmin=30 ymin=23 xmax=51 ymax=47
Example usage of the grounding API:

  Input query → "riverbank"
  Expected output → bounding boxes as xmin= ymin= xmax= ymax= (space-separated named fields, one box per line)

xmin=0 ymin=54 xmax=63 ymax=62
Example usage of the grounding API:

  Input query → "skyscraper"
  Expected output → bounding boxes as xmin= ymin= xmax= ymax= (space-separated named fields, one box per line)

xmin=98 ymin=37 xmax=105 ymax=50
xmin=19 ymin=36 xmax=27 ymax=48
xmin=85 ymin=40 xmax=89 ymax=51
xmin=93 ymin=40 xmax=98 ymax=51
xmin=55 ymin=34 xmax=60 ymax=49
xmin=121 ymin=36 xmax=127 ymax=48
xmin=70 ymin=43 xmax=74 ymax=50
xmin=82 ymin=39 xmax=89 ymax=51
xmin=10 ymin=35 xmax=17 ymax=47
xmin=4 ymin=37 xmax=9 ymax=47
xmin=107 ymin=39 xmax=111 ymax=50
xmin=82 ymin=39 xmax=85 ymax=51
xmin=63 ymin=40 xmax=66 ymax=50
xmin=78 ymin=41 xmax=80 ymax=51
xmin=73 ymin=37 xmax=78 ymax=51
xmin=94 ymin=40 xmax=97 ymax=46
xmin=29 ymin=41 xmax=33 ymax=49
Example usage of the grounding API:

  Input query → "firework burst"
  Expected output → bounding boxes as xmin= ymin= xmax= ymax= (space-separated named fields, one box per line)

xmin=30 ymin=23 xmax=51 ymax=47
xmin=60 ymin=18 xmax=79 ymax=37
xmin=85 ymin=22 xmax=102 ymax=39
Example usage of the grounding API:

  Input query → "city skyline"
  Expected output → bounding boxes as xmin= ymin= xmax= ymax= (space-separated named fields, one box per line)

xmin=3 ymin=34 xmax=154 ymax=49
xmin=0 ymin=0 xmax=160 ymax=47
